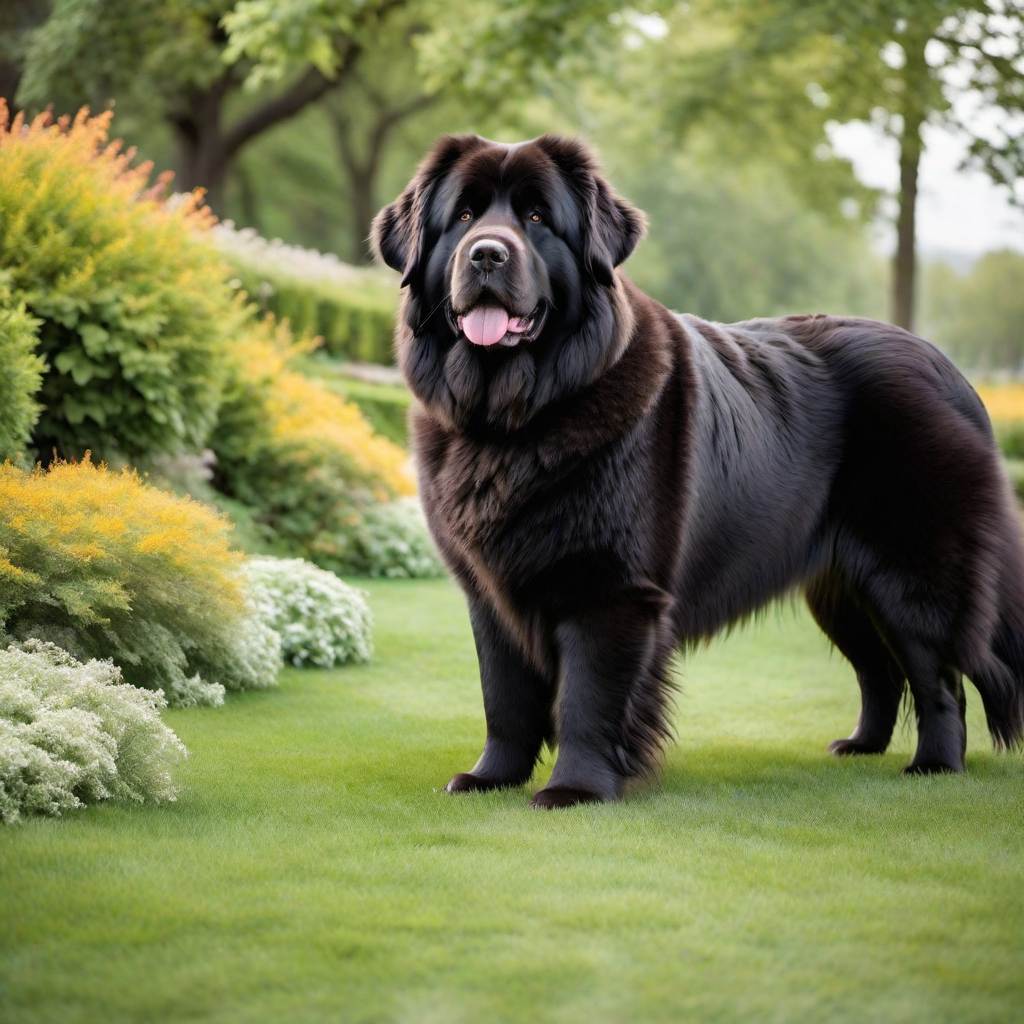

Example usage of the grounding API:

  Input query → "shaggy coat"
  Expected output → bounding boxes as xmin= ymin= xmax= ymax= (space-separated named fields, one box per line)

xmin=373 ymin=133 xmax=1024 ymax=808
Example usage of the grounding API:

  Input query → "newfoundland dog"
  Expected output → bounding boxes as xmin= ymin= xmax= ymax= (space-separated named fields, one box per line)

xmin=372 ymin=133 xmax=1024 ymax=808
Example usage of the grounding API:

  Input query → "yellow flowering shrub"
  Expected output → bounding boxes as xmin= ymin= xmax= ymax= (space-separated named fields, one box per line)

xmin=0 ymin=100 xmax=422 ymax=576
xmin=974 ymin=382 xmax=1024 ymax=501
xmin=0 ymin=460 xmax=276 ymax=706
xmin=0 ymin=287 xmax=43 ymax=465
xmin=975 ymin=383 xmax=1024 ymax=426
xmin=210 ymin=317 xmax=415 ymax=573
xmin=0 ymin=102 xmax=239 ymax=463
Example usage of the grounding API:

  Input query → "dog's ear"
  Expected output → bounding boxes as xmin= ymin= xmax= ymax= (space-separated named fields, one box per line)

xmin=371 ymin=191 xmax=416 ymax=281
xmin=588 ymin=180 xmax=647 ymax=287
xmin=534 ymin=134 xmax=647 ymax=287
xmin=371 ymin=134 xmax=487 ymax=288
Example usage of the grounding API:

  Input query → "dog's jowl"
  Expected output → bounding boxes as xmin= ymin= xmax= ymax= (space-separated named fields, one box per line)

xmin=373 ymin=133 xmax=1024 ymax=808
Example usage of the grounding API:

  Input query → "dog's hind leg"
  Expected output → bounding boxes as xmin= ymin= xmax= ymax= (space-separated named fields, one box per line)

xmin=897 ymin=646 xmax=967 ymax=774
xmin=849 ymin=582 xmax=967 ymax=773
xmin=806 ymin=576 xmax=905 ymax=756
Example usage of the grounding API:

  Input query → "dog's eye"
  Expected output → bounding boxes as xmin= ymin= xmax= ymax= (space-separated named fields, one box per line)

xmin=529 ymin=210 xmax=542 ymax=223
xmin=459 ymin=210 xmax=472 ymax=222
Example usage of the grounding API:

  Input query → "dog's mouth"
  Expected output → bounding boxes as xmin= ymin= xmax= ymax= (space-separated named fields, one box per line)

xmin=452 ymin=303 xmax=545 ymax=348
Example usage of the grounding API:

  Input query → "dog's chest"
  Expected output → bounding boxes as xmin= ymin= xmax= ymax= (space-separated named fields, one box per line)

xmin=426 ymin=433 xmax=548 ymax=548
xmin=419 ymin=418 xmax=655 ymax=575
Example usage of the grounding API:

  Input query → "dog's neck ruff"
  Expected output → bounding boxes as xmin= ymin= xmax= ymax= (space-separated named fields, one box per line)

xmin=400 ymin=275 xmax=637 ymax=434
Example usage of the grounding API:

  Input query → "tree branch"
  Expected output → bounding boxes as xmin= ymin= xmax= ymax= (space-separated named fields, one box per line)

xmin=222 ymin=0 xmax=409 ymax=160
xmin=223 ymin=59 xmax=350 ymax=159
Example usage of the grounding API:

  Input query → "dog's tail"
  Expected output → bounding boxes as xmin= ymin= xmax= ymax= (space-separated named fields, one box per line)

xmin=971 ymin=555 xmax=1024 ymax=751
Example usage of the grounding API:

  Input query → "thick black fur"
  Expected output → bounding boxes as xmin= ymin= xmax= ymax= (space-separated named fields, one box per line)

xmin=373 ymin=133 xmax=1024 ymax=807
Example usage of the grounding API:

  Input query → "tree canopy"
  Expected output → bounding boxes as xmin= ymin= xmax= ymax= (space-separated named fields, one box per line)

xmin=6 ymin=0 xmax=1024 ymax=356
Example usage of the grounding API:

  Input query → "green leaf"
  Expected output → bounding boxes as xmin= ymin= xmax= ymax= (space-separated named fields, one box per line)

xmin=79 ymin=322 xmax=111 ymax=355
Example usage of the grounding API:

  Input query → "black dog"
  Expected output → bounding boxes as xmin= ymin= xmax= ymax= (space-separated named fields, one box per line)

xmin=373 ymin=133 xmax=1024 ymax=808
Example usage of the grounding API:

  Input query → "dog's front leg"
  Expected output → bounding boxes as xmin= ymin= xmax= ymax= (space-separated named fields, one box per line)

xmin=533 ymin=586 xmax=672 ymax=809
xmin=445 ymin=596 xmax=554 ymax=794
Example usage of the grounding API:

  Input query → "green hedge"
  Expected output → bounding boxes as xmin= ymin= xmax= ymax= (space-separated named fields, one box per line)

xmin=237 ymin=266 xmax=396 ymax=363
xmin=213 ymin=225 xmax=400 ymax=364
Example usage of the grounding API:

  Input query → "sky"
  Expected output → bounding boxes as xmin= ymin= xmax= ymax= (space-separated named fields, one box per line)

xmin=830 ymin=120 xmax=1024 ymax=259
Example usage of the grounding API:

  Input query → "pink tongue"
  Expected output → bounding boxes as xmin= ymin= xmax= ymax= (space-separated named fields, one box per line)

xmin=461 ymin=306 xmax=510 ymax=346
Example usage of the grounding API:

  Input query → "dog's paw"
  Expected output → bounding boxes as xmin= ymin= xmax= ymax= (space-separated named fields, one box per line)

xmin=445 ymin=772 xmax=494 ymax=792
xmin=828 ymin=737 xmax=887 ymax=756
xmin=901 ymin=759 xmax=963 ymax=775
xmin=530 ymin=785 xmax=604 ymax=809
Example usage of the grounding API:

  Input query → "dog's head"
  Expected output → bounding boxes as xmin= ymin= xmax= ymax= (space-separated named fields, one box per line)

xmin=373 ymin=134 xmax=646 ymax=431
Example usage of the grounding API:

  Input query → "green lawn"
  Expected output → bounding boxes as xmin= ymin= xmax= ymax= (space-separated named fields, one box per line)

xmin=2 ymin=578 xmax=1023 ymax=1024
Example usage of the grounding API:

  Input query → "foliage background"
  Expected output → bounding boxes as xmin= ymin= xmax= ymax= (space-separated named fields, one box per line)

xmin=1 ymin=3 xmax=1024 ymax=1019
xmin=6 ymin=2 xmax=1023 ymax=364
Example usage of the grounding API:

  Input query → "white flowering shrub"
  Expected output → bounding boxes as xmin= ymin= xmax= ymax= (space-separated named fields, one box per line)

xmin=192 ymin=603 xmax=283 ymax=697
xmin=0 ymin=641 xmax=187 ymax=823
xmin=245 ymin=557 xmax=373 ymax=668
xmin=162 ymin=670 xmax=226 ymax=709
xmin=344 ymin=498 xmax=446 ymax=579
xmin=211 ymin=221 xmax=391 ymax=292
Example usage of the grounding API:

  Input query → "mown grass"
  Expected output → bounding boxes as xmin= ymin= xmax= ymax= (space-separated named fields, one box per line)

xmin=2 ymin=578 xmax=1023 ymax=1024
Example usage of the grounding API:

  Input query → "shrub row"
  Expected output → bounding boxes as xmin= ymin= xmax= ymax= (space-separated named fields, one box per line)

xmin=213 ymin=222 xmax=398 ymax=364
xmin=0 ymin=106 xmax=419 ymax=822
xmin=0 ymin=103 xmax=434 ymax=580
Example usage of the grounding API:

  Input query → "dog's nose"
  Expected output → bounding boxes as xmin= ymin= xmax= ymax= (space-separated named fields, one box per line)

xmin=469 ymin=239 xmax=509 ymax=268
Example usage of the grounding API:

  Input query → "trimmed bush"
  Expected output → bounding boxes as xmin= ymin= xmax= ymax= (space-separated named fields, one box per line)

xmin=0 ymin=640 xmax=187 ymax=823
xmin=210 ymin=319 xmax=416 ymax=574
xmin=0 ymin=103 xmax=239 ymax=463
xmin=0 ymin=460 xmax=279 ymax=706
xmin=213 ymin=222 xmax=398 ymax=364
xmin=0 ymin=288 xmax=44 ymax=465
xmin=245 ymin=557 xmax=373 ymax=667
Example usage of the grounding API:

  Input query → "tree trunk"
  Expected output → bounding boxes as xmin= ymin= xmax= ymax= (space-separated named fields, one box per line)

xmin=892 ymin=113 xmax=924 ymax=331
xmin=174 ymin=133 xmax=230 ymax=215
xmin=891 ymin=34 xmax=929 ymax=332
xmin=168 ymin=55 xmax=363 ymax=216
xmin=348 ymin=165 xmax=377 ymax=264
xmin=329 ymin=90 xmax=436 ymax=263
xmin=0 ymin=60 xmax=23 ymax=115
xmin=168 ymin=77 xmax=232 ymax=215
